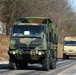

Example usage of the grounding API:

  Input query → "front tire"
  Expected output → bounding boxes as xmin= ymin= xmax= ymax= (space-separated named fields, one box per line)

xmin=63 ymin=54 xmax=69 ymax=60
xmin=9 ymin=61 xmax=17 ymax=70
xmin=42 ymin=57 xmax=50 ymax=71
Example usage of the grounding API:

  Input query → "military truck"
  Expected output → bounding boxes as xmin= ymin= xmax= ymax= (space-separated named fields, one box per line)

xmin=8 ymin=17 xmax=58 ymax=71
xmin=63 ymin=36 xmax=76 ymax=59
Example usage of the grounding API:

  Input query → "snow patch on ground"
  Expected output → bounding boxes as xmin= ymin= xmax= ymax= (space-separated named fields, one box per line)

xmin=0 ymin=61 xmax=9 ymax=64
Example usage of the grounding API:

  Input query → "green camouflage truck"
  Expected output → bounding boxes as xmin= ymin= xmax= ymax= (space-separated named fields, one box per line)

xmin=8 ymin=17 xmax=58 ymax=71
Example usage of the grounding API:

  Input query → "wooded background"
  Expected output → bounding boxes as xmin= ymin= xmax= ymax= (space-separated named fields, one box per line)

xmin=0 ymin=0 xmax=76 ymax=41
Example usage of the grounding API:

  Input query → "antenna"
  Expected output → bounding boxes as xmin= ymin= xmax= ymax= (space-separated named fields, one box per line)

xmin=46 ymin=3 xmax=48 ymax=25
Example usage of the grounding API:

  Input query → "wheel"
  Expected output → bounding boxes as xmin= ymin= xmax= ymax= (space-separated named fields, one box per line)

xmin=63 ymin=54 xmax=69 ymax=59
xmin=66 ymin=56 xmax=69 ymax=59
xmin=42 ymin=57 xmax=50 ymax=71
xmin=9 ymin=61 xmax=17 ymax=70
xmin=50 ymin=60 xmax=56 ymax=69
xmin=50 ymin=50 xmax=57 ymax=69
xmin=63 ymin=54 xmax=66 ymax=59
xmin=18 ymin=63 xmax=28 ymax=69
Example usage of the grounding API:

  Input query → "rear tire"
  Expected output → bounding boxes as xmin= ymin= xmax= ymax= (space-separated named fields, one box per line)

xmin=50 ymin=50 xmax=57 ymax=69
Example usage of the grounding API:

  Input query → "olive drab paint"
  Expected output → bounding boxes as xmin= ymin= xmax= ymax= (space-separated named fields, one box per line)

xmin=8 ymin=17 xmax=58 ymax=71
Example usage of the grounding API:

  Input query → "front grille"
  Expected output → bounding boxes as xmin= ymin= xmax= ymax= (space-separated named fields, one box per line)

xmin=20 ymin=47 xmax=35 ymax=50
xmin=23 ymin=50 xmax=30 ymax=54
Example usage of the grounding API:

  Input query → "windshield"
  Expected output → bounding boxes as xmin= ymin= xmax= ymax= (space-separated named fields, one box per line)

xmin=64 ymin=41 xmax=76 ymax=46
xmin=12 ymin=25 xmax=44 ymax=38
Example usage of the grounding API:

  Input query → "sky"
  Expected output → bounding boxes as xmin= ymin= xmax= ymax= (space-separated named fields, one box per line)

xmin=68 ymin=0 xmax=76 ymax=12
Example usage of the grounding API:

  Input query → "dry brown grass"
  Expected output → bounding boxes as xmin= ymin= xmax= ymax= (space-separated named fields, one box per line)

xmin=0 ymin=34 xmax=10 ymax=61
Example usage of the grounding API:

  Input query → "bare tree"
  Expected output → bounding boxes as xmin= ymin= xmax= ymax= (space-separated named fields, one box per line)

xmin=0 ymin=0 xmax=76 ymax=41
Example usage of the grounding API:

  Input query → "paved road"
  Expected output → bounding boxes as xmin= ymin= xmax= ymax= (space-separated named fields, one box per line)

xmin=0 ymin=58 xmax=76 ymax=75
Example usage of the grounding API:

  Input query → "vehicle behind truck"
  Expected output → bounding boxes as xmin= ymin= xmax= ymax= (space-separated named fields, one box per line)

xmin=63 ymin=36 xmax=76 ymax=59
xmin=8 ymin=17 xmax=58 ymax=71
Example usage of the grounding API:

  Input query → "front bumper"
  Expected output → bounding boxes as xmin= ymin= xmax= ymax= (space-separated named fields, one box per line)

xmin=63 ymin=50 xmax=76 ymax=56
xmin=8 ymin=49 xmax=45 ymax=61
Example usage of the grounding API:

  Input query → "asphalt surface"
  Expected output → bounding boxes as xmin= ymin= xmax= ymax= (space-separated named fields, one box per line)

xmin=0 ymin=58 xmax=76 ymax=75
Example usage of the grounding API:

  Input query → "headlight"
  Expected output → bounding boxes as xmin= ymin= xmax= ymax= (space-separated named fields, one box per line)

xmin=30 ymin=50 xmax=44 ymax=55
xmin=9 ymin=51 xmax=15 ymax=54
xmin=38 ymin=52 xmax=42 ymax=55
xmin=38 ymin=51 xmax=44 ymax=55
xmin=13 ymin=51 xmax=15 ymax=54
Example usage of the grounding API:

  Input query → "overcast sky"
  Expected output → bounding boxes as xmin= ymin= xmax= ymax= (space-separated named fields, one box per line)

xmin=68 ymin=0 xmax=76 ymax=12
